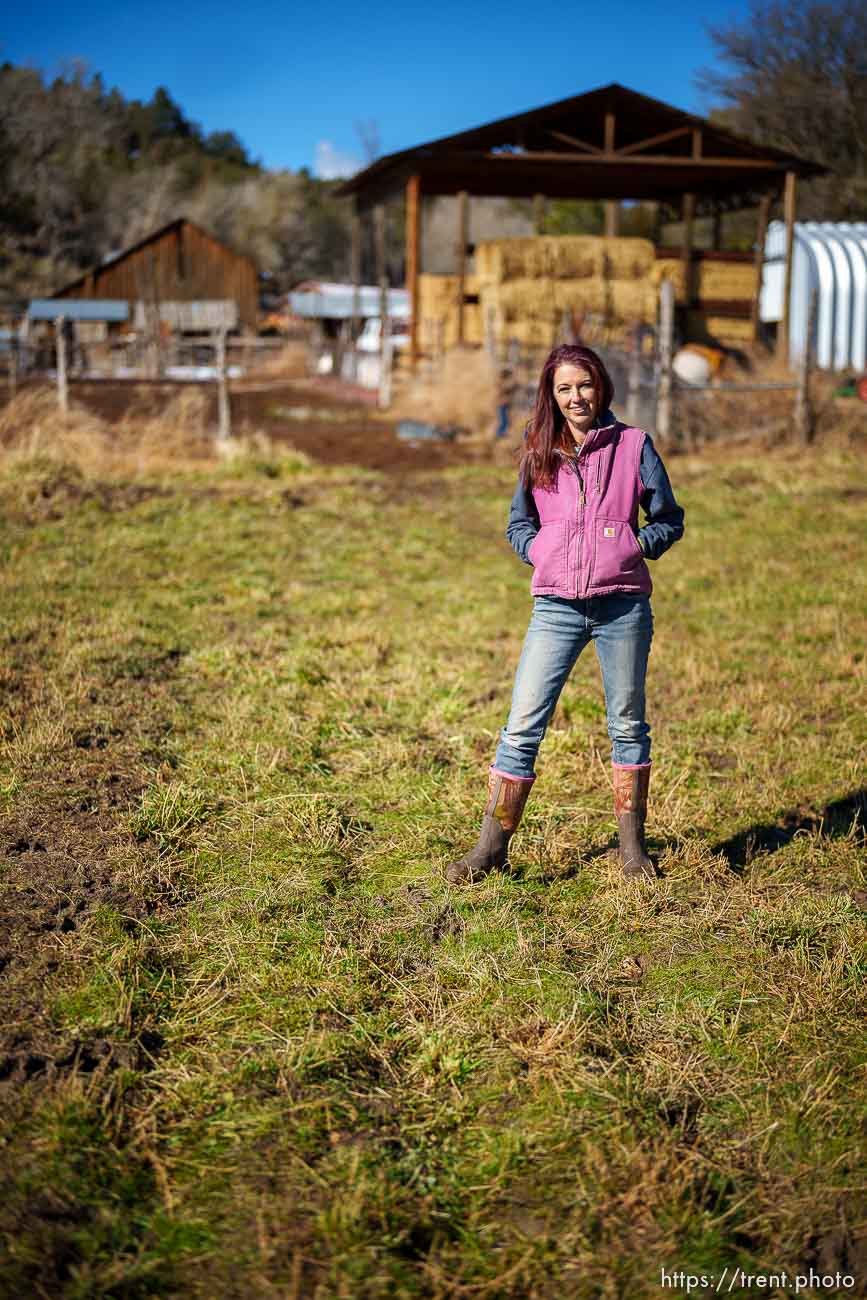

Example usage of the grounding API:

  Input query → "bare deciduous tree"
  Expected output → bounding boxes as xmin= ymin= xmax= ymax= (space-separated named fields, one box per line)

xmin=697 ymin=0 xmax=867 ymax=218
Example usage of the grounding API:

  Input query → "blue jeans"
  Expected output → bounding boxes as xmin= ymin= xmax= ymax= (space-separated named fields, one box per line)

xmin=493 ymin=594 xmax=653 ymax=778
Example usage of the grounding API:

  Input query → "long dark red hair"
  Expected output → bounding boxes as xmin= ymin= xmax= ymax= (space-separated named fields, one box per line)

xmin=519 ymin=344 xmax=614 ymax=490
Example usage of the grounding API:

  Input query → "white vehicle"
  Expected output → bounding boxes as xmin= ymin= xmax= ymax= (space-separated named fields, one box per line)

xmin=356 ymin=317 xmax=411 ymax=354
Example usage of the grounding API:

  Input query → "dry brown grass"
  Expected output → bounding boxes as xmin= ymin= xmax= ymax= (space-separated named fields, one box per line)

xmin=392 ymin=345 xmax=498 ymax=433
xmin=0 ymin=385 xmax=302 ymax=476
xmin=242 ymin=339 xmax=310 ymax=381
xmin=0 ymin=385 xmax=213 ymax=473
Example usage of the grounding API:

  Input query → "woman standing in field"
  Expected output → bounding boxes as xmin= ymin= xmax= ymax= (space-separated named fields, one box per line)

xmin=446 ymin=343 xmax=684 ymax=885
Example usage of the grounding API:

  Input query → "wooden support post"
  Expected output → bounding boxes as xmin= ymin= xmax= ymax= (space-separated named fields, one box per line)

xmin=603 ymin=113 xmax=617 ymax=238
xmin=374 ymin=203 xmax=391 ymax=407
xmin=374 ymin=202 xmax=388 ymax=334
xmin=652 ymin=202 xmax=663 ymax=248
xmin=455 ymin=189 xmax=469 ymax=345
xmin=8 ymin=334 xmax=18 ymax=400
xmin=682 ymin=192 xmax=696 ymax=306
xmin=626 ymin=322 xmax=641 ymax=425
xmin=711 ymin=206 xmax=722 ymax=252
xmin=350 ymin=202 xmax=362 ymax=350
xmin=779 ymin=171 xmax=798 ymax=365
xmin=795 ymin=289 xmax=816 ymax=444
xmin=751 ymin=193 xmax=772 ymax=343
xmin=54 ymin=316 xmax=68 ymax=414
xmin=532 ymin=193 xmax=546 ymax=235
xmin=405 ymin=174 xmax=421 ymax=369
xmin=214 ymin=326 xmax=231 ymax=441
xmin=656 ymin=279 xmax=675 ymax=446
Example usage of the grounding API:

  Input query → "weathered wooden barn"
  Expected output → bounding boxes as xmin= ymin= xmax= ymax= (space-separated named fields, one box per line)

xmin=52 ymin=219 xmax=258 ymax=331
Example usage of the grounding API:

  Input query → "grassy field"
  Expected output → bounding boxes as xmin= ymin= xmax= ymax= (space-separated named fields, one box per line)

xmin=1 ymin=403 xmax=866 ymax=1298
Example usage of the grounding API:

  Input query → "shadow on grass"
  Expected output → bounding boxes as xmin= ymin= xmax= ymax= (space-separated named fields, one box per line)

xmin=713 ymin=788 xmax=867 ymax=874
xmin=513 ymin=834 xmax=682 ymax=885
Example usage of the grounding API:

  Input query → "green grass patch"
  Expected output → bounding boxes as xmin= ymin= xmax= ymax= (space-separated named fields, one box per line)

xmin=1 ymin=446 xmax=865 ymax=1296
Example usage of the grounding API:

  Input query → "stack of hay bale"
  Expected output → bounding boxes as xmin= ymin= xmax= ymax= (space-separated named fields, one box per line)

xmin=416 ymin=238 xmax=758 ymax=353
xmin=474 ymin=236 xmax=658 ymax=347
xmin=650 ymin=256 xmax=758 ymax=343
xmin=418 ymin=274 xmax=483 ymax=349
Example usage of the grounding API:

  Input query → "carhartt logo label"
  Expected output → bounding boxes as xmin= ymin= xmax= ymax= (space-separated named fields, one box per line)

xmin=603 ymin=526 xmax=616 ymax=538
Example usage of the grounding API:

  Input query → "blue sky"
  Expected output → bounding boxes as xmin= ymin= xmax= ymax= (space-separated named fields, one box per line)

xmin=2 ymin=0 xmax=752 ymax=176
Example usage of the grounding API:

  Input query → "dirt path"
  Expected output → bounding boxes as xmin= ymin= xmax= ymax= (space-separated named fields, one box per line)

xmin=56 ymin=379 xmax=495 ymax=474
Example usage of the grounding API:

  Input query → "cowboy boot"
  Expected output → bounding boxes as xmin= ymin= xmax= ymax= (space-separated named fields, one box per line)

xmin=613 ymin=765 xmax=655 ymax=880
xmin=445 ymin=768 xmax=535 ymax=885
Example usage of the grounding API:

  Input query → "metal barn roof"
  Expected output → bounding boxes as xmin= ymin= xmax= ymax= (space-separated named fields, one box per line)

xmin=28 ymin=299 xmax=130 ymax=322
xmin=289 ymin=282 xmax=410 ymax=320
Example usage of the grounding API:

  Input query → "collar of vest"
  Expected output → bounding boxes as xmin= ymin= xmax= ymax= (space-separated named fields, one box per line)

xmin=556 ymin=409 xmax=621 ymax=459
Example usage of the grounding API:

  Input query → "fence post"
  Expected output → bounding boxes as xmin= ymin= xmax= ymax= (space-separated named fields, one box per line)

xmin=795 ymin=289 xmax=816 ymax=445
xmin=626 ymin=321 xmax=641 ymax=425
xmin=8 ymin=334 xmax=18 ymax=400
xmin=54 ymin=316 xmax=68 ymax=415
xmin=378 ymin=331 xmax=394 ymax=410
xmin=215 ymin=326 xmax=231 ymax=441
xmin=484 ymin=307 xmax=497 ymax=362
xmin=656 ymin=279 xmax=675 ymax=445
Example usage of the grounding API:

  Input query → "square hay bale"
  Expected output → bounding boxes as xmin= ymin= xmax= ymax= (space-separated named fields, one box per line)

xmin=553 ymin=279 xmax=657 ymax=319
xmin=650 ymin=258 xmax=687 ymax=299
xmin=418 ymin=274 xmax=483 ymax=348
xmin=686 ymin=310 xmax=755 ymax=343
xmin=697 ymin=260 xmax=758 ymax=301
xmin=476 ymin=235 xmax=656 ymax=284
xmin=486 ymin=279 xmax=557 ymax=320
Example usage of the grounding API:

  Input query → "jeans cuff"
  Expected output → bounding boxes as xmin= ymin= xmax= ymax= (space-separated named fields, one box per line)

xmin=489 ymin=765 xmax=536 ymax=783
xmin=611 ymin=761 xmax=651 ymax=770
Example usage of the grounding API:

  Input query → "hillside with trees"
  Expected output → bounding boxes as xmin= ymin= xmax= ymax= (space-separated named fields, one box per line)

xmin=0 ymin=62 xmax=356 ymax=301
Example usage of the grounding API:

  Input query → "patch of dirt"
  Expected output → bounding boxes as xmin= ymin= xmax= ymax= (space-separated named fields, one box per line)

xmin=8 ymin=463 xmax=176 ymax=523
xmin=0 ymin=646 xmax=187 ymax=1100
xmin=57 ymin=380 xmax=500 ymax=474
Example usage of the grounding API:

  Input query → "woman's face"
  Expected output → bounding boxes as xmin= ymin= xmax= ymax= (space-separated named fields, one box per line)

xmin=552 ymin=363 xmax=598 ymax=438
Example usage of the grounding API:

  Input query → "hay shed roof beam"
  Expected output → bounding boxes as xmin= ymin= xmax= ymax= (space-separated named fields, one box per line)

xmin=338 ymin=81 xmax=824 ymax=212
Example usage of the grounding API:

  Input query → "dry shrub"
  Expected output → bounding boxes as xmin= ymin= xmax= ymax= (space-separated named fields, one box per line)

xmin=0 ymin=387 xmax=113 ymax=470
xmin=0 ymin=385 xmax=213 ymax=475
xmin=245 ymin=339 xmax=310 ymax=381
xmin=392 ymin=346 xmax=497 ymax=433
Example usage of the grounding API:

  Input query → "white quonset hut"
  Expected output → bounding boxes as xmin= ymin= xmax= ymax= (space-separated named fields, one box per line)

xmin=761 ymin=221 xmax=867 ymax=370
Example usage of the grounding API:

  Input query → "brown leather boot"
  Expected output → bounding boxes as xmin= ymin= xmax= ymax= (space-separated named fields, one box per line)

xmin=613 ymin=765 xmax=655 ymax=880
xmin=445 ymin=769 xmax=535 ymax=885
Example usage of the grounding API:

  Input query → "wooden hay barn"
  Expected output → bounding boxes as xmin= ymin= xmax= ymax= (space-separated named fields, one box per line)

xmin=52 ymin=219 xmax=258 ymax=331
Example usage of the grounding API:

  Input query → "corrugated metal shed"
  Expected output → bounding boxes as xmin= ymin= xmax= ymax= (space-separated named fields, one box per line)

xmin=289 ymin=282 xmax=410 ymax=320
xmin=28 ymin=299 xmax=130 ymax=322
xmin=761 ymin=221 xmax=867 ymax=370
